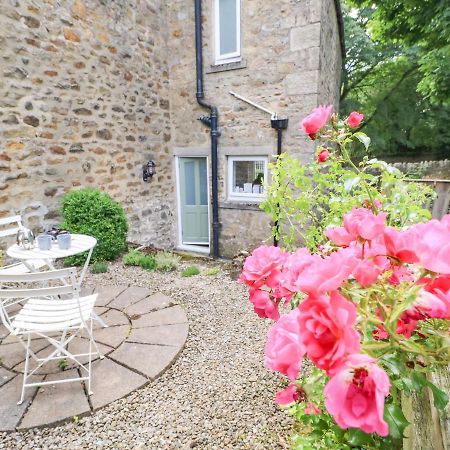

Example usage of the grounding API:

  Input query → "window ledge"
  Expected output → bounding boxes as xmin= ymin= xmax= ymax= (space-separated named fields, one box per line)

xmin=206 ymin=59 xmax=247 ymax=74
xmin=219 ymin=201 xmax=264 ymax=211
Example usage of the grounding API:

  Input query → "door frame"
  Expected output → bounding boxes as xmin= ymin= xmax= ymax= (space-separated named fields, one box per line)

xmin=175 ymin=155 xmax=211 ymax=254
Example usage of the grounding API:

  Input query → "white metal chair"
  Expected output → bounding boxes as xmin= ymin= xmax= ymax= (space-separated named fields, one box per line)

xmin=0 ymin=268 xmax=103 ymax=404
xmin=0 ymin=215 xmax=48 ymax=274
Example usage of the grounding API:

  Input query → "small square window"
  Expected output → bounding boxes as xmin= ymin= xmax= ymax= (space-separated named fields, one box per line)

xmin=227 ymin=156 xmax=268 ymax=202
xmin=215 ymin=0 xmax=241 ymax=64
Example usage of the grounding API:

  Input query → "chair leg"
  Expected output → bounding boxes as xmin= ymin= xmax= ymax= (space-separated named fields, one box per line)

xmin=18 ymin=334 xmax=31 ymax=405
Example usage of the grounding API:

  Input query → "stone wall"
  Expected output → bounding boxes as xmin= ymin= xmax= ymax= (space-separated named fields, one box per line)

xmin=0 ymin=0 xmax=342 ymax=259
xmin=0 ymin=0 xmax=174 ymax=249
xmin=167 ymin=0 xmax=343 ymax=257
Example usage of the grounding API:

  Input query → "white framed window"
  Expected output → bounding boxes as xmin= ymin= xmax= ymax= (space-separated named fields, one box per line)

xmin=215 ymin=0 xmax=241 ymax=64
xmin=227 ymin=156 xmax=268 ymax=202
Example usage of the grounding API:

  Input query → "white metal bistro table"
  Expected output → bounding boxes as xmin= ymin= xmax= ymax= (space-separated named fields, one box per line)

xmin=6 ymin=234 xmax=97 ymax=285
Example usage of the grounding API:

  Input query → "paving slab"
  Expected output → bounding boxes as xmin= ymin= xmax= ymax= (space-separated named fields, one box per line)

xmin=132 ymin=306 xmax=188 ymax=328
xmin=93 ymin=324 xmax=130 ymax=348
xmin=110 ymin=342 xmax=183 ymax=379
xmin=80 ymin=286 xmax=95 ymax=296
xmin=128 ymin=323 xmax=189 ymax=347
xmin=125 ymin=293 xmax=175 ymax=317
xmin=98 ymin=308 xmax=129 ymax=327
xmin=94 ymin=285 xmax=128 ymax=307
xmin=0 ymin=367 xmax=15 ymax=387
xmin=0 ymin=374 xmax=42 ymax=432
xmin=19 ymin=369 xmax=90 ymax=429
xmin=67 ymin=337 xmax=113 ymax=367
xmin=0 ymin=339 xmax=49 ymax=369
xmin=0 ymin=324 xmax=9 ymax=342
xmin=90 ymin=358 xmax=147 ymax=410
xmin=108 ymin=286 xmax=151 ymax=310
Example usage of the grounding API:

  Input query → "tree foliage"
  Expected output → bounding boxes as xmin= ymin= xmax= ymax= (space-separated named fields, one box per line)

xmin=341 ymin=1 xmax=450 ymax=159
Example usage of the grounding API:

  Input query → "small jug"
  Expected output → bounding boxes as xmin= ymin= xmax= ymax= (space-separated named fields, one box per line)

xmin=16 ymin=227 xmax=35 ymax=250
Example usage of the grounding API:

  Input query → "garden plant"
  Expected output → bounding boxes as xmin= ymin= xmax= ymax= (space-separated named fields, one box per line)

xmin=60 ymin=188 xmax=128 ymax=265
xmin=240 ymin=106 xmax=449 ymax=449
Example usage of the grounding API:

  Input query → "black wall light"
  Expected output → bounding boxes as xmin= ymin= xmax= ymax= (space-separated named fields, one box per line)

xmin=143 ymin=160 xmax=156 ymax=182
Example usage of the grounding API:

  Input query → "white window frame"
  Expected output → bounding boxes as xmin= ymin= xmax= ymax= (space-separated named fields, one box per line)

xmin=214 ymin=0 xmax=241 ymax=65
xmin=227 ymin=155 xmax=268 ymax=202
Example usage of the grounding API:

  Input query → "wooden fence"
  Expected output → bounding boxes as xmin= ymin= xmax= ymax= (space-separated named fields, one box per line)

xmin=403 ymin=179 xmax=450 ymax=450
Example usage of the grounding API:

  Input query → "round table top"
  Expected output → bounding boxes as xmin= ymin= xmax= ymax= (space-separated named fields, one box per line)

xmin=6 ymin=234 xmax=97 ymax=260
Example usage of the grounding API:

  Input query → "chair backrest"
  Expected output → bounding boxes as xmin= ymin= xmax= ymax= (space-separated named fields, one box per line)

xmin=0 ymin=215 xmax=23 ymax=239
xmin=0 ymin=268 xmax=79 ymax=332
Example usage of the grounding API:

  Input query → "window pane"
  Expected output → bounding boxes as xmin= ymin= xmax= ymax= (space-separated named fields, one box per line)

xmin=199 ymin=159 xmax=208 ymax=205
xmin=219 ymin=0 xmax=237 ymax=55
xmin=184 ymin=161 xmax=196 ymax=205
xmin=232 ymin=160 xmax=265 ymax=194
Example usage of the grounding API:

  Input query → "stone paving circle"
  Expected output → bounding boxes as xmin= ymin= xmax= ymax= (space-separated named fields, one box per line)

xmin=0 ymin=285 xmax=188 ymax=431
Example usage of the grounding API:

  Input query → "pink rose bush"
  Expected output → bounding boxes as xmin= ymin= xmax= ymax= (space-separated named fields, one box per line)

xmin=241 ymin=107 xmax=449 ymax=445
xmin=242 ymin=211 xmax=450 ymax=439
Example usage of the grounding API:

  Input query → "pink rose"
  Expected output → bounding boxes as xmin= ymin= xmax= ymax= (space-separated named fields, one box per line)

xmin=317 ymin=148 xmax=330 ymax=163
xmin=346 ymin=111 xmax=364 ymax=128
xmin=388 ymin=265 xmax=414 ymax=285
xmin=343 ymin=208 xmax=387 ymax=241
xmin=413 ymin=219 xmax=450 ymax=274
xmin=291 ymin=251 xmax=354 ymax=296
xmin=249 ymin=288 xmax=280 ymax=321
xmin=324 ymin=353 xmax=390 ymax=436
xmin=265 ymin=308 xmax=305 ymax=380
xmin=383 ymin=227 xmax=420 ymax=264
xmin=353 ymin=259 xmax=382 ymax=287
xmin=281 ymin=248 xmax=319 ymax=292
xmin=406 ymin=290 xmax=449 ymax=321
xmin=239 ymin=245 xmax=287 ymax=288
xmin=301 ymin=105 xmax=333 ymax=138
xmin=325 ymin=226 xmax=354 ymax=246
xmin=275 ymin=384 xmax=305 ymax=405
xmin=298 ymin=292 xmax=360 ymax=374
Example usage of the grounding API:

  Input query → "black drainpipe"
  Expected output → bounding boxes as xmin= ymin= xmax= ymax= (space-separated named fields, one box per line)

xmin=194 ymin=0 xmax=220 ymax=258
xmin=271 ymin=118 xmax=289 ymax=247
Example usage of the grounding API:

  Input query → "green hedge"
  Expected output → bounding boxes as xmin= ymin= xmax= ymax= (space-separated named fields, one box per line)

xmin=60 ymin=188 xmax=128 ymax=265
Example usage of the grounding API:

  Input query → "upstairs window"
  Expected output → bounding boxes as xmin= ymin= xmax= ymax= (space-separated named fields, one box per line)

xmin=215 ymin=0 xmax=241 ymax=64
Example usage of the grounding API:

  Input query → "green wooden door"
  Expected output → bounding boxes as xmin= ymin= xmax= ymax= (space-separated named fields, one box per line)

xmin=179 ymin=157 xmax=209 ymax=245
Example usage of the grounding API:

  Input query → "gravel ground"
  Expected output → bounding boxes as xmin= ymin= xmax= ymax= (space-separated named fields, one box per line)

xmin=0 ymin=259 xmax=293 ymax=449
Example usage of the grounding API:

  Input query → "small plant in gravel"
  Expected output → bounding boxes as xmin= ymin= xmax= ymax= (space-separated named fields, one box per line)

xmin=204 ymin=267 xmax=220 ymax=276
xmin=123 ymin=249 xmax=156 ymax=271
xmin=155 ymin=251 xmax=180 ymax=272
xmin=181 ymin=265 xmax=200 ymax=277
xmin=123 ymin=249 xmax=145 ymax=266
xmin=139 ymin=255 xmax=156 ymax=271
xmin=90 ymin=261 xmax=108 ymax=274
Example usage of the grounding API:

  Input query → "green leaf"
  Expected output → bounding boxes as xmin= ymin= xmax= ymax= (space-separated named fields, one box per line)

xmin=353 ymin=132 xmax=371 ymax=150
xmin=384 ymin=404 xmax=409 ymax=440
xmin=380 ymin=354 xmax=406 ymax=376
xmin=346 ymin=428 xmax=374 ymax=446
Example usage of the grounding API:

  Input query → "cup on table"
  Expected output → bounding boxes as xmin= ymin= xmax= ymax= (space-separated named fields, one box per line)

xmin=37 ymin=234 xmax=52 ymax=251
xmin=57 ymin=233 xmax=71 ymax=250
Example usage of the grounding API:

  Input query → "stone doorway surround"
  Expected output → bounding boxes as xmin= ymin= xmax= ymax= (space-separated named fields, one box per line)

xmin=0 ymin=286 xmax=188 ymax=431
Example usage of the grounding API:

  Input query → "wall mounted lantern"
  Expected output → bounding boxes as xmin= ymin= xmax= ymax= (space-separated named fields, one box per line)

xmin=143 ymin=160 xmax=156 ymax=182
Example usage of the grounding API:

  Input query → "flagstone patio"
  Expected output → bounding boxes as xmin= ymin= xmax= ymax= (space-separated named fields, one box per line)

xmin=0 ymin=286 xmax=188 ymax=431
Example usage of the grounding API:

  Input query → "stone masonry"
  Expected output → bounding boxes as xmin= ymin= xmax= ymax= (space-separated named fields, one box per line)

xmin=0 ymin=0 xmax=342 ymax=258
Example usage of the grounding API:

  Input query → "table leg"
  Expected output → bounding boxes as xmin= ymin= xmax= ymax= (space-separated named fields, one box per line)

xmin=79 ymin=247 xmax=94 ymax=286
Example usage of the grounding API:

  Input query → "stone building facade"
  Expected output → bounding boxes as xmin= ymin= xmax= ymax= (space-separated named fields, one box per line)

xmin=0 ymin=0 xmax=343 ymax=258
